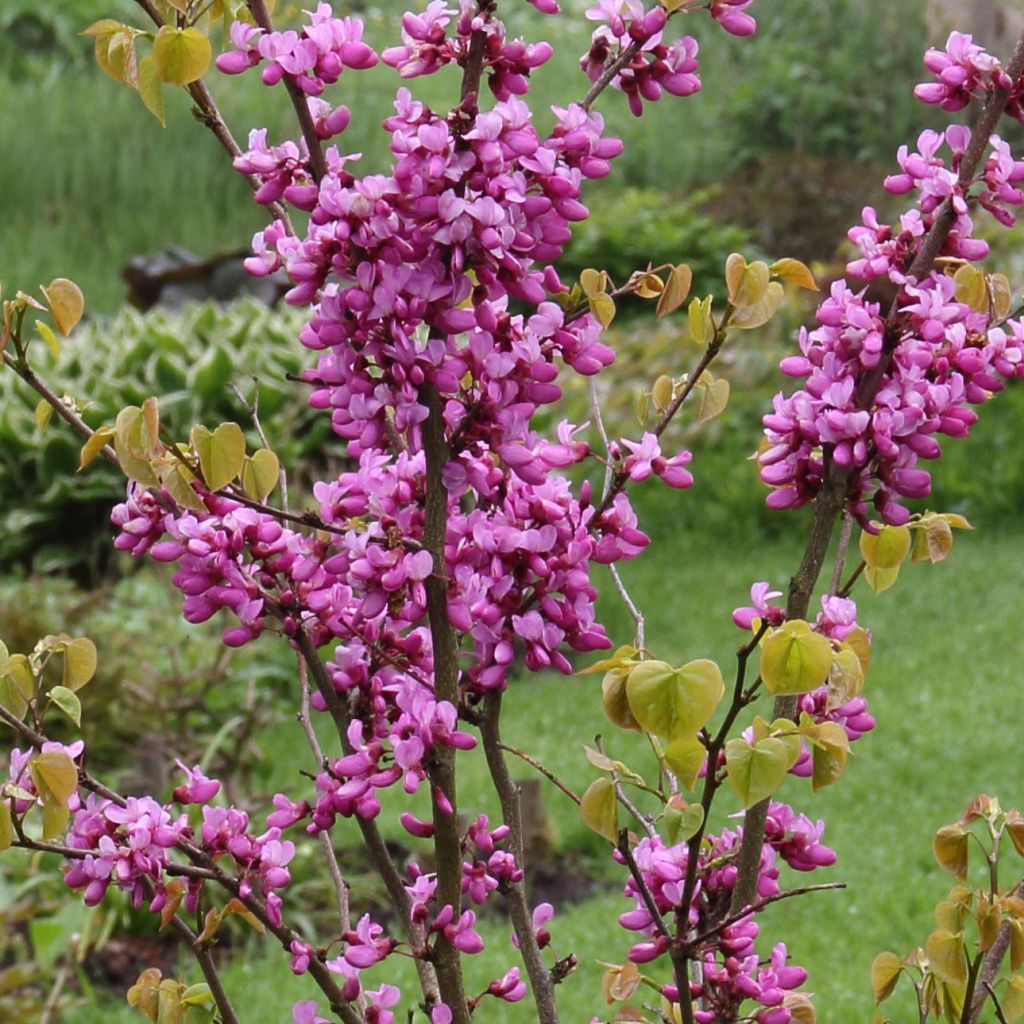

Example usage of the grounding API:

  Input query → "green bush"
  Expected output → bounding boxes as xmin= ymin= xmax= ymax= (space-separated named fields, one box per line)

xmin=557 ymin=186 xmax=757 ymax=304
xmin=0 ymin=300 xmax=335 ymax=577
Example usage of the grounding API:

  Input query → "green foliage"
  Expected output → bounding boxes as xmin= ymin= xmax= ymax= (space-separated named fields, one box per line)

xmin=558 ymin=187 xmax=756 ymax=305
xmin=0 ymin=300 xmax=333 ymax=577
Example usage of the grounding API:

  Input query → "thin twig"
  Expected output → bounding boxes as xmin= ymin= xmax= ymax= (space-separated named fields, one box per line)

xmin=297 ymin=656 xmax=350 ymax=932
xmin=229 ymin=378 xmax=290 ymax=512
xmin=828 ymin=511 xmax=854 ymax=596
xmin=130 ymin=0 xmax=292 ymax=229
xmin=38 ymin=962 xmax=69 ymax=1024
xmin=498 ymin=742 xmax=581 ymax=805
xmin=597 ymin=736 xmax=657 ymax=838
xmin=480 ymin=693 xmax=560 ymax=1023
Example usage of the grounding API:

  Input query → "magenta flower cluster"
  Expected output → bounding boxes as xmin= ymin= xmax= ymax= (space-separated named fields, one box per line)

xmin=760 ymin=113 xmax=1024 ymax=524
xmin=614 ymin=803 xmax=830 ymax=1023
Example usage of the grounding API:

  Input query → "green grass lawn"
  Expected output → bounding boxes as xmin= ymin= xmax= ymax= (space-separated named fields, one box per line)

xmin=57 ymin=521 xmax=1024 ymax=1023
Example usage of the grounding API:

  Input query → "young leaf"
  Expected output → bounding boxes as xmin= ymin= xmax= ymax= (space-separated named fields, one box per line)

xmin=625 ymin=659 xmax=724 ymax=741
xmin=580 ymin=268 xmax=607 ymax=297
xmin=924 ymin=929 xmax=967 ymax=987
xmin=30 ymin=749 xmax=78 ymax=839
xmin=159 ymin=881 xmax=185 ymax=931
xmin=760 ymin=620 xmax=832 ymax=695
xmin=697 ymin=377 xmax=730 ymax=425
xmin=729 ymin=281 xmax=784 ymax=330
xmin=41 ymin=278 xmax=85 ymax=336
xmin=138 ymin=55 xmax=166 ymax=126
xmin=34 ymin=399 xmax=54 ymax=431
xmin=603 ymin=668 xmax=642 ymax=732
xmin=651 ymin=375 xmax=674 ymax=413
xmin=79 ymin=425 xmax=117 ymax=471
xmin=870 ymin=951 xmax=904 ymax=1004
xmin=860 ymin=524 xmax=911 ymax=569
xmin=933 ymin=825 xmax=969 ymax=880
xmin=731 ymin=260 xmax=770 ymax=309
xmin=127 ymin=968 xmax=163 ymax=1022
xmin=223 ymin=898 xmax=265 ymax=934
xmin=580 ymin=778 xmax=618 ymax=843
xmin=1001 ymin=976 xmax=1024 ymax=1024
xmin=191 ymin=422 xmax=246 ymax=492
xmin=49 ymin=685 xmax=82 ymax=728
xmin=589 ymin=292 xmax=616 ymax=328
xmin=725 ymin=736 xmax=790 ymax=808
xmin=0 ymin=801 xmax=12 ymax=852
xmin=656 ymin=264 xmax=692 ymax=318
xmin=688 ymin=296 xmax=714 ymax=346
xmin=1 ymin=653 xmax=34 ymax=719
xmin=865 ymin=563 xmax=900 ymax=595
xmin=953 ymin=264 xmax=988 ymax=312
xmin=34 ymin=319 xmax=61 ymax=359
xmin=990 ymin=272 xmax=1012 ymax=320
xmin=662 ymin=800 xmax=704 ymax=844
xmin=63 ymin=636 xmax=97 ymax=691
xmin=240 ymin=448 xmax=280 ymax=502
xmin=770 ymin=258 xmax=819 ymax=291
xmin=662 ymin=736 xmax=706 ymax=792
xmin=725 ymin=253 xmax=746 ymax=302
xmin=153 ymin=26 xmax=213 ymax=86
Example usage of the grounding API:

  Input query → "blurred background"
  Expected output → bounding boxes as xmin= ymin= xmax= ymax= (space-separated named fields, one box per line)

xmin=2 ymin=1 xmax=1024 ymax=1022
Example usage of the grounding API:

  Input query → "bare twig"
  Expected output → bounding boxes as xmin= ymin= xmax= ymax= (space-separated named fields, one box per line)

xmin=828 ymin=511 xmax=854 ymax=596
xmin=497 ymin=742 xmax=581 ymax=806
xmin=480 ymin=693 xmax=560 ymax=1023
xmin=297 ymin=656 xmax=350 ymax=932
xmin=229 ymin=377 xmax=290 ymax=512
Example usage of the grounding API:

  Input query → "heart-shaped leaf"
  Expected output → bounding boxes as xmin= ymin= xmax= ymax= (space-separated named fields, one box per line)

xmin=191 ymin=422 xmax=246 ymax=492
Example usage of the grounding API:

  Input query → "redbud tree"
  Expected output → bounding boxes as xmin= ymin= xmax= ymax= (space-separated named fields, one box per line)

xmin=3 ymin=2 xmax=1024 ymax=1023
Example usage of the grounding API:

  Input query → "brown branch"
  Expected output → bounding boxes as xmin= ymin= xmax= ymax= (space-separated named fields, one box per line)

xmin=481 ymin=694 xmax=560 ymax=1024
xmin=161 ymin=908 xmax=242 ymax=1024
xmin=247 ymin=0 xmax=328 ymax=182
xmin=292 ymin=629 xmax=441 ymax=1007
xmin=729 ymin=26 xmax=1024 ymax=915
xmin=420 ymin=381 xmax=471 ymax=1024
xmin=967 ymin=880 xmax=1024 ymax=1024
xmin=580 ymin=40 xmax=642 ymax=112
xmin=129 ymin=0 xmax=293 ymax=229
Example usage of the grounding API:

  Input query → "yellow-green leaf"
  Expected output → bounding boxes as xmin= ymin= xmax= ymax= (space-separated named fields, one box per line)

xmin=35 ymin=319 xmax=60 ymax=359
xmin=240 ymin=448 xmax=279 ymax=502
xmin=730 ymin=281 xmax=784 ymax=330
xmin=925 ymin=929 xmax=967 ymax=987
xmin=127 ymin=968 xmax=163 ymax=1022
xmin=223 ymin=897 xmax=266 ymax=934
xmin=191 ymin=422 xmax=246 ymax=492
xmin=933 ymin=825 xmax=969 ymax=880
xmin=580 ymin=778 xmax=618 ymax=843
xmin=651 ymin=375 xmax=674 ymax=413
xmin=954 ymin=264 xmax=988 ymax=313
xmin=697 ymin=377 xmax=730 ymax=425
xmin=726 ymin=736 xmax=791 ymax=808
xmin=770 ymin=258 xmax=819 ymax=291
xmin=662 ymin=800 xmax=704 ymax=844
xmin=760 ymin=620 xmax=832 ymax=695
xmin=589 ymin=292 xmax=616 ymax=328
xmin=63 ymin=637 xmax=97 ymax=691
xmin=580 ymin=268 xmax=607 ymax=298
xmin=30 ymin=749 xmax=78 ymax=840
xmin=49 ymin=685 xmax=82 ymax=728
xmin=731 ymin=260 xmax=770 ymax=309
xmin=79 ymin=425 xmax=116 ymax=471
xmin=1011 ymin=919 xmax=1024 ymax=972
xmin=602 ymin=668 xmax=642 ymax=732
xmin=865 ymin=563 xmax=900 ymax=595
xmin=656 ymin=264 xmax=692 ymax=318
xmin=662 ymin=736 xmax=706 ymax=792
xmin=34 ymin=399 xmax=54 ymax=431
xmin=157 ymin=978 xmax=184 ymax=1024
xmin=0 ymin=802 xmax=12 ymax=852
xmin=1 ymin=653 xmax=34 ymax=719
xmin=41 ymin=278 xmax=85 ymax=336
xmin=860 ymin=524 xmax=910 ymax=569
xmin=725 ymin=253 xmax=746 ymax=302
xmin=626 ymin=658 xmax=724 ymax=742
xmin=912 ymin=516 xmax=953 ymax=564
xmin=153 ymin=26 xmax=213 ymax=85
xmin=633 ymin=272 xmax=664 ymax=299
xmin=871 ymin=951 xmax=904 ymax=1004
xmin=828 ymin=645 xmax=864 ymax=708
xmin=138 ymin=54 xmax=165 ymax=125
xmin=1002 ymin=976 xmax=1024 ymax=1024
xmin=688 ymin=296 xmax=714 ymax=346
xmin=158 ymin=459 xmax=206 ymax=512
